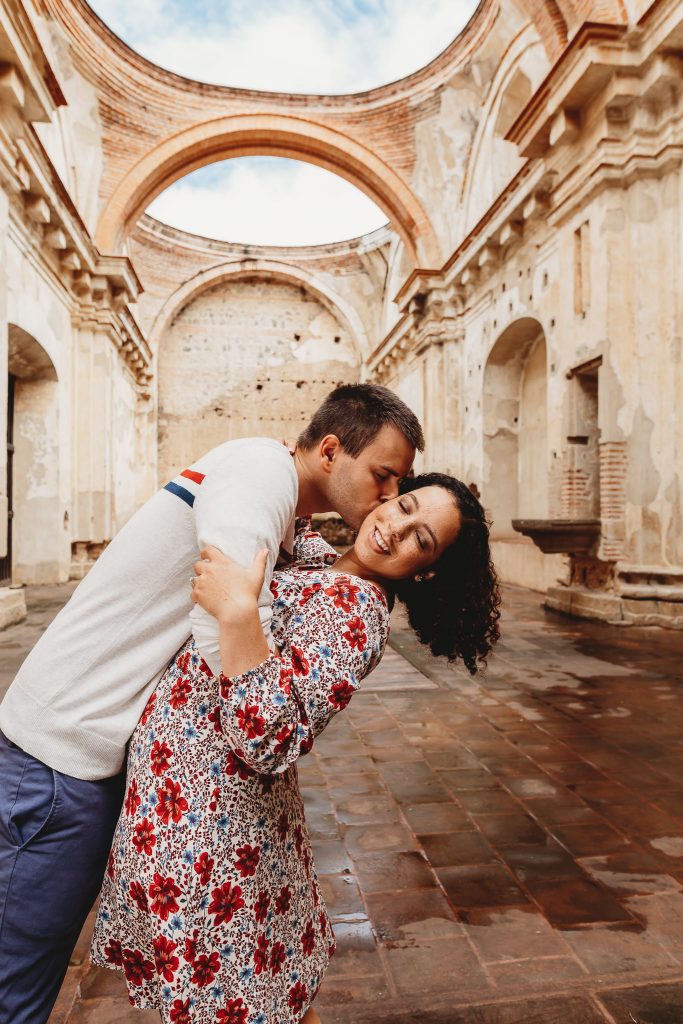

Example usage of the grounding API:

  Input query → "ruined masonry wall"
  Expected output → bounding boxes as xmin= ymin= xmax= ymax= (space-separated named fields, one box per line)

xmin=158 ymin=277 xmax=358 ymax=483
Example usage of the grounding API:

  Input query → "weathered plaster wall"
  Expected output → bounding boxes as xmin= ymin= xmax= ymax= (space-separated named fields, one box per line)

xmin=129 ymin=218 xmax=391 ymax=365
xmin=32 ymin=13 xmax=105 ymax=237
xmin=157 ymin=276 xmax=358 ymax=483
xmin=6 ymin=233 xmax=71 ymax=583
xmin=372 ymin=3 xmax=683 ymax=621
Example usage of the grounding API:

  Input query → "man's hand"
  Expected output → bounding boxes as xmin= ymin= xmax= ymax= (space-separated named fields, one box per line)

xmin=191 ymin=546 xmax=268 ymax=624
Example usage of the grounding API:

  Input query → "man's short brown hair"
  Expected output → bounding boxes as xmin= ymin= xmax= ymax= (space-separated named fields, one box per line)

xmin=297 ymin=383 xmax=425 ymax=457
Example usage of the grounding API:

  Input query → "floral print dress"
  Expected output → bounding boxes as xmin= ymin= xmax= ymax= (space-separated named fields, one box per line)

xmin=91 ymin=525 xmax=388 ymax=1024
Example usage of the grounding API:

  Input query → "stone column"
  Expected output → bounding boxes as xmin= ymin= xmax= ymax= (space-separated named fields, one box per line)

xmin=442 ymin=333 xmax=464 ymax=477
xmin=422 ymin=340 xmax=445 ymax=470
xmin=70 ymin=323 xmax=113 ymax=576
xmin=0 ymin=187 xmax=25 ymax=625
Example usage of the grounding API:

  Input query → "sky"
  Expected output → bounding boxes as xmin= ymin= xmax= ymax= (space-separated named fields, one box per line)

xmin=90 ymin=0 xmax=479 ymax=245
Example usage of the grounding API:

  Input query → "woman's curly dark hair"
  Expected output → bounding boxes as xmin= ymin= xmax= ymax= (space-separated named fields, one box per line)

xmin=394 ymin=473 xmax=501 ymax=674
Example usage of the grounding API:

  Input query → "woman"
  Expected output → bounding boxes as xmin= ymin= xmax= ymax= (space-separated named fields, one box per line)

xmin=91 ymin=474 xmax=500 ymax=1024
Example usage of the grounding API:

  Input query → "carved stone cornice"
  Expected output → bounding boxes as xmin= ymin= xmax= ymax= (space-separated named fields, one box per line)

xmin=368 ymin=274 xmax=465 ymax=380
xmin=0 ymin=2 xmax=66 ymax=123
xmin=4 ymin=121 xmax=150 ymax=387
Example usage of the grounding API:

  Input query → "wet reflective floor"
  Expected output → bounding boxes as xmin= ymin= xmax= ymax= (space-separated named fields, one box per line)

xmin=9 ymin=584 xmax=679 ymax=1023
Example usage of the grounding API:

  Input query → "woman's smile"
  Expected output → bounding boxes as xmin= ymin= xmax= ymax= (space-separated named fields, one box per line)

xmin=370 ymin=524 xmax=391 ymax=554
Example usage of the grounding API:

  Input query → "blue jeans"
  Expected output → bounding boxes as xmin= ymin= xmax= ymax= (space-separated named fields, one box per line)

xmin=0 ymin=731 xmax=125 ymax=1024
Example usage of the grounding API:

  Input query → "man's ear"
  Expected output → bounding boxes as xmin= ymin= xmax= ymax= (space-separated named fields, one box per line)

xmin=319 ymin=434 xmax=342 ymax=473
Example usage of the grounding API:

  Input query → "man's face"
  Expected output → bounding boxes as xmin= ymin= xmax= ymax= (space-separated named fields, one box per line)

xmin=324 ymin=425 xmax=416 ymax=529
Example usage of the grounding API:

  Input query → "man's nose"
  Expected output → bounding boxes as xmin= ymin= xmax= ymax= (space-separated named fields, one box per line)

xmin=381 ymin=478 xmax=399 ymax=500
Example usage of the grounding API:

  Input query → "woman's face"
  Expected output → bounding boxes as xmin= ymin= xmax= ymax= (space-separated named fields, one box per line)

xmin=352 ymin=485 xmax=461 ymax=581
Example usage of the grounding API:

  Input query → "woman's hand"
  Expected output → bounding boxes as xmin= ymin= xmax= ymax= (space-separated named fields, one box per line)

xmin=191 ymin=545 xmax=268 ymax=624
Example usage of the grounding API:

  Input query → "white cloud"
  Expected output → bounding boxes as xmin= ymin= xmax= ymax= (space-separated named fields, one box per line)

xmin=90 ymin=0 xmax=479 ymax=93
xmin=146 ymin=159 xmax=388 ymax=245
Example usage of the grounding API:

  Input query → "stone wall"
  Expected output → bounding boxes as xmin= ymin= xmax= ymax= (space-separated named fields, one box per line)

xmin=371 ymin=3 xmax=683 ymax=622
xmin=157 ymin=276 xmax=358 ymax=482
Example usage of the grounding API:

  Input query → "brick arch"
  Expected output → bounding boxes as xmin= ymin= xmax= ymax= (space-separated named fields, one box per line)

xmin=148 ymin=258 xmax=370 ymax=361
xmin=515 ymin=0 xmax=568 ymax=59
xmin=515 ymin=0 xmax=627 ymax=60
xmin=96 ymin=114 xmax=441 ymax=266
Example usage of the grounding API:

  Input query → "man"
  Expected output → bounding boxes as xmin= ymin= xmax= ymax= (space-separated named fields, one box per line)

xmin=0 ymin=382 xmax=423 ymax=1024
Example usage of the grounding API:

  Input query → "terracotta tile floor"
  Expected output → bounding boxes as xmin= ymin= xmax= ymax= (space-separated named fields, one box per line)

xmin=3 ymin=583 xmax=682 ymax=1023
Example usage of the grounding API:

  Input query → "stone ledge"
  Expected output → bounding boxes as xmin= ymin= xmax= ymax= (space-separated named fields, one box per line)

xmin=546 ymin=585 xmax=623 ymax=624
xmin=0 ymin=587 xmax=27 ymax=630
xmin=545 ymin=585 xmax=683 ymax=629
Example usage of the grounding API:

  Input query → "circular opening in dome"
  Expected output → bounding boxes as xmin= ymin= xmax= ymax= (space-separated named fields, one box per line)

xmin=88 ymin=0 xmax=481 ymax=94
xmin=146 ymin=157 xmax=390 ymax=246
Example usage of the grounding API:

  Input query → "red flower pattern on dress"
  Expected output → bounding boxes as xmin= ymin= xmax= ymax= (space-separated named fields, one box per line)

xmin=274 ymin=885 xmax=292 ymax=915
xmin=132 ymin=817 xmax=156 ymax=857
xmin=224 ymin=749 xmax=255 ymax=780
xmin=150 ymin=739 xmax=173 ymax=776
xmin=175 ymin=650 xmax=191 ymax=674
xmin=269 ymin=940 xmax=286 ymax=975
xmin=254 ymin=890 xmax=270 ymax=923
xmin=290 ymin=645 xmax=310 ymax=676
xmin=253 ymin=933 xmax=270 ymax=975
xmin=169 ymin=677 xmax=192 ymax=709
xmin=148 ymin=873 xmax=181 ymax=921
xmin=194 ymin=851 xmax=214 ymax=886
xmin=208 ymin=881 xmax=245 ymax=926
xmin=129 ymin=880 xmax=148 ymax=912
xmin=139 ymin=690 xmax=156 ymax=726
xmin=324 ymin=576 xmax=360 ymax=613
xmin=191 ymin=950 xmax=220 ymax=987
xmin=274 ymin=724 xmax=295 ymax=755
xmin=299 ymin=581 xmax=322 ymax=605
xmin=183 ymin=929 xmax=199 ymax=965
xmin=124 ymin=778 xmax=141 ymax=817
xmin=234 ymin=703 xmax=266 ymax=739
xmin=234 ymin=843 xmax=260 ymax=878
xmin=288 ymin=980 xmax=309 ymax=1014
xmin=91 ymin=524 xmax=389 ymax=1019
xmin=343 ymin=615 xmax=367 ymax=650
xmin=155 ymin=778 xmax=188 ymax=825
xmin=278 ymin=663 xmax=293 ymax=695
xmin=328 ymin=679 xmax=355 ymax=710
xmin=169 ymin=998 xmax=191 ymax=1024
xmin=301 ymin=919 xmax=316 ymax=956
xmin=153 ymin=935 xmax=179 ymax=982
xmin=104 ymin=938 xmax=122 ymax=966
xmin=122 ymin=948 xmax=154 ymax=986
xmin=216 ymin=999 xmax=250 ymax=1024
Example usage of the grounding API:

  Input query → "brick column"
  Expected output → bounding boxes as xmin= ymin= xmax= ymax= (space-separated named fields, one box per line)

xmin=598 ymin=440 xmax=627 ymax=562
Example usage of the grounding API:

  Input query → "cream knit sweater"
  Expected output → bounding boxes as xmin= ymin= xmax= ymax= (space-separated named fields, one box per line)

xmin=0 ymin=438 xmax=297 ymax=780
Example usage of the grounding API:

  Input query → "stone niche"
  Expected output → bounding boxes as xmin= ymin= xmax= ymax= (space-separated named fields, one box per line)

xmin=157 ymin=276 xmax=359 ymax=483
xmin=512 ymin=357 xmax=603 ymax=562
xmin=483 ymin=316 xmax=564 ymax=591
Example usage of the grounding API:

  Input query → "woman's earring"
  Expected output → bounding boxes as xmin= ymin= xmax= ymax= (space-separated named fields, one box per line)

xmin=414 ymin=573 xmax=425 ymax=582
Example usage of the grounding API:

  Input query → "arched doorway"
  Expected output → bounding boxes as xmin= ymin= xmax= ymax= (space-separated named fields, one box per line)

xmin=483 ymin=317 xmax=559 ymax=590
xmin=7 ymin=325 xmax=65 ymax=584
